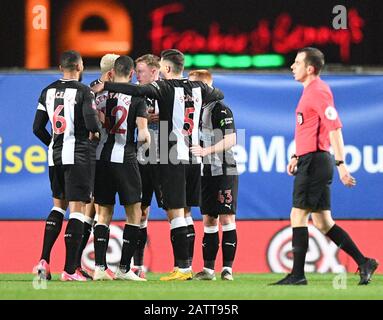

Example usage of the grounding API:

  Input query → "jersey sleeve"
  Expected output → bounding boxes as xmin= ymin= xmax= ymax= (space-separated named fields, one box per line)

xmin=200 ymin=82 xmax=224 ymax=104
xmin=32 ymin=90 xmax=51 ymax=146
xmin=133 ymin=97 xmax=148 ymax=118
xmin=104 ymin=81 xmax=161 ymax=100
xmin=212 ymin=103 xmax=236 ymax=134
xmin=312 ymin=90 xmax=342 ymax=131
xmin=82 ymin=87 xmax=102 ymax=133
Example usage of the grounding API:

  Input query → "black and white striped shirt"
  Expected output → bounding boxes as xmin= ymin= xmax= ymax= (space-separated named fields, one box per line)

xmin=33 ymin=79 xmax=101 ymax=166
xmin=95 ymin=91 xmax=147 ymax=163
xmin=104 ymin=79 xmax=223 ymax=163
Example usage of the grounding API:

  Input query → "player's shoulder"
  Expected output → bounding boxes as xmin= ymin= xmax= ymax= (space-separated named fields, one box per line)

xmin=89 ymin=78 xmax=102 ymax=88
xmin=131 ymin=95 xmax=147 ymax=105
xmin=213 ymin=100 xmax=233 ymax=115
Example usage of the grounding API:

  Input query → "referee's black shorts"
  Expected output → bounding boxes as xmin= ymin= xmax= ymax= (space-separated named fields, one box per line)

xmin=159 ymin=163 xmax=201 ymax=209
xmin=139 ymin=163 xmax=163 ymax=208
xmin=201 ymin=174 xmax=238 ymax=218
xmin=293 ymin=151 xmax=333 ymax=211
xmin=49 ymin=164 xmax=92 ymax=203
xmin=94 ymin=160 xmax=142 ymax=206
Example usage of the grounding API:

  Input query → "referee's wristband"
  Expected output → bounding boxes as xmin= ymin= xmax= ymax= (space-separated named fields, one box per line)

xmin=335 ymin=160 xmax=344 ymax=166
xmin=291 ymin=154 xmax=298 ymax=160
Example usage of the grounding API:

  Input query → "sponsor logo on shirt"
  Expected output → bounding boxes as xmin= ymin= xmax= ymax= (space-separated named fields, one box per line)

xmin=220 ymin=117 xmax=233 ymax=127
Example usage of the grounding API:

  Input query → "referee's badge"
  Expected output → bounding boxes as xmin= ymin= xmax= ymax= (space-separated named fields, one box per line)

xmin=325 ymin=106 xmax=338 ymax=120
xmin=297 ymin=112 xmax=304 ymax=125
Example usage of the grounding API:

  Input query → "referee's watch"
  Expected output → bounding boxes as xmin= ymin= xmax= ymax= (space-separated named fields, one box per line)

xmin=335 ymin=160 xmax=344 ymax=166
xmin=291 ymin=154 xmax=298 ymax=160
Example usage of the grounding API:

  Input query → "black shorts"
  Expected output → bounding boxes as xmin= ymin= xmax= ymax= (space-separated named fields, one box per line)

xmin=139 ymin=163 xmax=163 ymax=208
xmin=160 ymin=163 xmax=201 ymax=209
xmin=49 ymin=164 xmax=92 ymax=203
xmin=94 ymin=161 xmax=142 ymax=206
xmin=201 ymin=174 xmax=238 ymax=218
xmin=293 ymin=151 xmax=333 ymax=211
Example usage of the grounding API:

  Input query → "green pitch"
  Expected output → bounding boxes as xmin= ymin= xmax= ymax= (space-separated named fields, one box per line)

xmin=0 ymin=273 xmax=382 ymax=300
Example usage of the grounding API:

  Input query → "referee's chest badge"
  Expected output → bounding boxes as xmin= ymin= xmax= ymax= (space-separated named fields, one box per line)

xmin=297 ymin=112 xmax=304 ymax=125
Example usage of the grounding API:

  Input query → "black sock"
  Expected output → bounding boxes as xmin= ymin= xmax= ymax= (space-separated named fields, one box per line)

xmin=222 ymin=229 xmax=237 ymax=268
xmin=94 ymin=224 xmax=109 ymax=268
xmin=64 ymin=218 xmax=83 ymax=274
xmin=326 ymin=224 xmax=366 ymax=265
xmin=119 ymin=224 xmax=140 ymax=272
xmin=133 ymin=227 xmax=147 ymax=267
xmin=171 ymin=227 xmax=189 ymax=269
xmin=170 ymin=230 xmax=178 ymax=268
xmin=291 ymin=227 xmax=308 ymax=277
xmin=203 ymin=232 xmax=219 ymax=270
xmin=75 ymin=220 xmax=92 ymax=268
xmin=40 ymin=210 xmax=64 ymax=263
xmin=187 ymin=224 xmax=195 ymax=266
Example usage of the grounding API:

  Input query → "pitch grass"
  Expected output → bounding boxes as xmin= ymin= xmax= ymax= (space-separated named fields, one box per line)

xmin=0 ymin=273 xmax=382 ymax=300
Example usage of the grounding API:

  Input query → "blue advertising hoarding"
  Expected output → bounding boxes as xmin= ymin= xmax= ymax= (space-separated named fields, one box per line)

xmin=0 ymin=73 xmax=382 ymax=220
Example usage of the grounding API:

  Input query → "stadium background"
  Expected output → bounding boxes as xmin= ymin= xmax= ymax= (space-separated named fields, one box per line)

xmin=0 ymin=0 xmax=382 ymax=274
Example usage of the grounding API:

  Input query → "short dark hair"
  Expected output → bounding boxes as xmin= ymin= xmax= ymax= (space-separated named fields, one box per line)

xmin=297 ymin=47 xmax=325 ymax=75
xmin=135 ymin=54 xmax=160 ymax=69
xmin=113 ymin=55 xmax=134 ymax=77
xmin=161 ymin=49 xmax=184 ymax=74
xmin=60 ymin=50 xmax=82 ymax=71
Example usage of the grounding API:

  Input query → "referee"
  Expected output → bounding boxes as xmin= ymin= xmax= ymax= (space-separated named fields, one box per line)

xmin=273 ymin=47 xmax=378 ymax=285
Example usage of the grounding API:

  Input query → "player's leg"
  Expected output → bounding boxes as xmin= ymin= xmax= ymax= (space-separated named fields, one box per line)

xmin=220 ymin=214 xmax=237 ymax=281
xmin=312 ymin=210 xmax=379 ymax=285
xmin=217 ymin=174 xmax=238 ymax=281
xmin=35 ymin=196 xmax=68 ymax=281
xmin=184 ymin=163 xmax=201 ymax=270
xmin=115 ymin=162 xmax=146 ymax=281
xmin=159 ymin=163 xmax=191 ymax=280
xmin=35 ymin=165 xmax=67 ymax=280
xmin=272 ymin=207 xmax=310 ymax=285
xmin=93 ymin=204 xmax=115 ymax=280
xmin=184 ymin=208 xmax=195 ymax=269
xmin=61 ymin=164 xmax=92 ymax=281
xmin=194 ymin=214 xmax=219 ymax=281
xmin=75 ymin=198 xmax=96 ymax=278
xmin=133 ymin=163 xmax=152 ymax=278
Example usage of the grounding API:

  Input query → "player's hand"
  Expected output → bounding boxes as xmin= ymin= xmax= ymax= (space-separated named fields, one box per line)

xmin=287 ymin=158 xmax=298 ymax=176
xmin=190 ymin=145 xmax=208 ymax=157
xmin=91 ymin=81 xmax=104 ymax=93
xmin=148 ymin=113 xmax=159 ymax=124
xmin=89 ymin=132 xmax=100 ymax=142
xmin=338 ymin=164 xmax=356 ymax=187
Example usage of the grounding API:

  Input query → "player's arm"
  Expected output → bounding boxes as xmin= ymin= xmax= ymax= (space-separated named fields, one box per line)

xmin=201 ymin=82 xmax=224 ymax=104
xmin=329 ymin=128 xmax=356 ymax=188
xmin=135 ymin=97 xmax=151 ymax=146
xmin=104 ymin=81 xmax=161 ymax=100
xmin=82 ymin=88 xmax=102 ymax=135
xmin=32 ymin=95 xmax=51 ymax=147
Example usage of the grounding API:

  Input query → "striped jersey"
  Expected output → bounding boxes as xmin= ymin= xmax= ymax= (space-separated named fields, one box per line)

xmin=200 ymin=100 xmax=237 ymax=176
xmin=104 ymin=79 xmax=224 ymax=163
xmin=33 ymin=79 xmax=101 ymax=166
xmin=95 ymin=90 xmax=147 ymax=163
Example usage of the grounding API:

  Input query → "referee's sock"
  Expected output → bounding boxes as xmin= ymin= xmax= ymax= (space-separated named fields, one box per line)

xmin=203 ymin=225 xmax=219 ymax=270
xmin=75 ymin=216 xmax=93 ymax=269
xmin=64 ymin=213 xmax=84 ymax=274
xmin=133 ymin=220 xmax=148 ymax=267
xmin=291 ymin=226 xmax=308 ymax=277
xmin=40 ymin=207 xmax=65 ymax=263
xmin=170 ymin=217 xmax=189 ymax=269
xmin=326 ymin=224 xmax=367 ymax=265
xmin=185 ymin=216 xmax=195 ymax=267
xmin=119 ymin=224 xmax=140 ymax=272
xmin=93 ymin=223 xmax=109 ymax=269
xmin=222 ymin=223 xmax=237 ymax=270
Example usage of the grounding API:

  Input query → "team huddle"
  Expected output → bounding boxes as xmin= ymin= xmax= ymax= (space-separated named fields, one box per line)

xmin=32 ymin=47 xmax=378 ymax=286
xmin=32 ymin=49 xmax=239 ymax=282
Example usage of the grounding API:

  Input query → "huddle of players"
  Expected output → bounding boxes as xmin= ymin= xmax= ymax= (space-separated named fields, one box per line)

xmin=33 ymin=49 xmax=239 ymax=282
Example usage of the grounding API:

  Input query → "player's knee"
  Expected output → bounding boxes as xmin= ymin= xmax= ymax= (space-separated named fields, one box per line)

xmin=219 ymin=214 xmax=235 ymax=225
xmin=203 ymin=215 xmax=218 ymax=227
